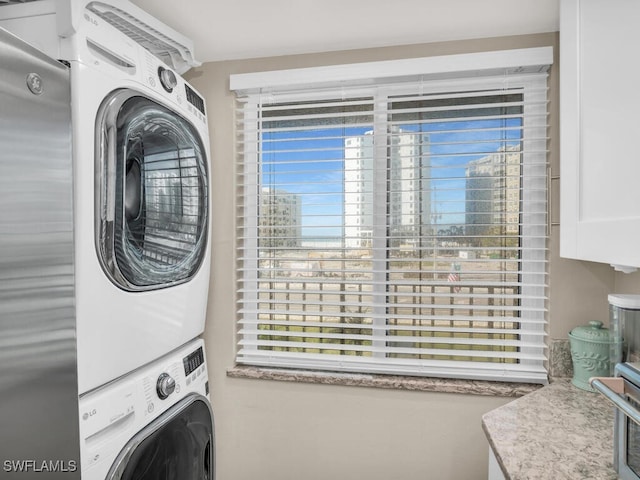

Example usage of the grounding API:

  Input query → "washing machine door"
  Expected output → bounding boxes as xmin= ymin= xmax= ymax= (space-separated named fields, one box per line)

xmin=107 ymin=395 xmax=214 ymax=480
xmin=97 ymin=89 xmax=209 ymax=291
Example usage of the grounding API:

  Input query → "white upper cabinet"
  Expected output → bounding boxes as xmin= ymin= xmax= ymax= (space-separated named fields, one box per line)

xmin=560 ymin=0 xmax=640 ymax=272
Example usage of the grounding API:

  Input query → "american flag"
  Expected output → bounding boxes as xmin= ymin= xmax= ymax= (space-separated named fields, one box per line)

xmin=447 ymin=263 xmax=461 ymax=293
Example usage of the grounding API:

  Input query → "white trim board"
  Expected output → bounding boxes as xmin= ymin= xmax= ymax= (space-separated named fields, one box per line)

xmin=230 ymin=46 xmax=553 ymax=94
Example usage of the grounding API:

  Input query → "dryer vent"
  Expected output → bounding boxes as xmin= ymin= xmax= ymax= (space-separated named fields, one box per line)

xmin=87 ymin=1 xmax=200 ymax=74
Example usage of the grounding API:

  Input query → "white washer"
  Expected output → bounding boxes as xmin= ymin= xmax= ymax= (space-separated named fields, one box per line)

xmin=0 ymin=0 xmax=212 ymax=394
xmin=78 ymin=338 xmax=214 ymax=480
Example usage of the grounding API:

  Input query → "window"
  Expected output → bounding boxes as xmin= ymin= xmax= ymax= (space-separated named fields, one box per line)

xmin=232 ymin=48 xmax=551 ymax=384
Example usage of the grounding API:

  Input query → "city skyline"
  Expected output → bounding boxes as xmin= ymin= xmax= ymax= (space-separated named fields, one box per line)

xmin=259 ymin=137 xmax=522 ymax=244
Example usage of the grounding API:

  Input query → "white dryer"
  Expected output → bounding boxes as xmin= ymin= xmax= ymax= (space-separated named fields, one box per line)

xmin=0 ymin=0 xmax=212 ymax=394
xmin=78 ymin=338 xmax=214 ymax=480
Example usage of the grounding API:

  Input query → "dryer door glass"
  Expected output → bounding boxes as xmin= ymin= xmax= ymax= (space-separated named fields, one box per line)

xmin=97 ymin=91 xmax=209 ymax=291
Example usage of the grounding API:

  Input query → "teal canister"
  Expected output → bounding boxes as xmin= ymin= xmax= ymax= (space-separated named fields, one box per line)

xmin=568 ymin=321 xmax=617 ymax=392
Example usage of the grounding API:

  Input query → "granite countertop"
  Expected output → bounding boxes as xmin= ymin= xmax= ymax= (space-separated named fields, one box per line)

xmin=482 ymin=379 xmax=617 ymax=480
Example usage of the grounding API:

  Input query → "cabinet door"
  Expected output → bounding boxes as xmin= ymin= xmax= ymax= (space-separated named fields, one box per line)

xmin=560 ymin=0 xmax=640 ymax=271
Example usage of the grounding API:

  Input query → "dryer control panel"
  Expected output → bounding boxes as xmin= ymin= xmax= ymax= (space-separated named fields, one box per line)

xmin=78 ymin=338 xmax=210 ymax=480
xmin=70 ymin=10 xmax=209 ymax=129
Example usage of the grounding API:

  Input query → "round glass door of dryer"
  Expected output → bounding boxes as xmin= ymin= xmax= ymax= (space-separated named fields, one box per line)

xmin=96 ymin=90 xmax=209 ymax=291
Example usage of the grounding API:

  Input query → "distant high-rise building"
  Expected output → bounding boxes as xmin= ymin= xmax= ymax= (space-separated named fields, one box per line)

xmin=259 ymin=188 xmax=302 ymax=248
xmin=465 ymin=145 xmax=521 ymax=238
xmin=344 ymin=129 xmax=431 ymax=248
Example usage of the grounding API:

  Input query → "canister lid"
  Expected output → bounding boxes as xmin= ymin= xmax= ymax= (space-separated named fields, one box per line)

xmin=608 ymin=294 xmax=640 ymax=310
xmin=569 ymin=321 xmax=614 ymax=343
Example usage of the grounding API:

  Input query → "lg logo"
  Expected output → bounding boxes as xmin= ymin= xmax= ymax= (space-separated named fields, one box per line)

xmin=83 ymin=13 xmax=98 ymax=26
xmin=82 ymin=408 xmax=97 ymax=421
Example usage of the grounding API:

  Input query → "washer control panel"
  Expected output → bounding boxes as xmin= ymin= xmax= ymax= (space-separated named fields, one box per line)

xmin=78 ymin=338 xmax=209 ymax=479
xmin=184 ymin=346 xmax=205 ymax=376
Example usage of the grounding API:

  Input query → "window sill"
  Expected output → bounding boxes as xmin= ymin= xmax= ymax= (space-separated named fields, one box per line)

xmin=227 ymin=365 xmax=542 ymax=398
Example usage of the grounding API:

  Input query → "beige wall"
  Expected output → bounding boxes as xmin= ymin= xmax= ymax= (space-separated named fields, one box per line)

xmin=186 ymin=31 xmax=639 ymax=480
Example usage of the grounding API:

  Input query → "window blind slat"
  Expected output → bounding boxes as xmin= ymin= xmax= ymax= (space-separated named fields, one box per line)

xmin=237 ymin=339 xmax=546 ymax=361
xmin=239 ymin=326 xmax=546 ymax=342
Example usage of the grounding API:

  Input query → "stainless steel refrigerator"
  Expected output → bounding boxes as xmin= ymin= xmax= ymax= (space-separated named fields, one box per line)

xmin=0 ymin=27 xmax=80 ymax=478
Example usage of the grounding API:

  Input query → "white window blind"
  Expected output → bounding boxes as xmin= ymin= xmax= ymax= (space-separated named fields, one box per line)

xmin=233 ymin=48 xmax=551 ymax=384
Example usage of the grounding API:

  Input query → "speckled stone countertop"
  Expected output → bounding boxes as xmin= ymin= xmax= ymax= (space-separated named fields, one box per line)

xmin=482 ymin=379 xmax=617 ymax=479
xmin=228 ymin=365 xmax=541 ymax=397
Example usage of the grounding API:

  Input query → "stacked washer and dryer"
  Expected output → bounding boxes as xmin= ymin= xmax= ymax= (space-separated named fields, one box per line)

xmin=0 ymin=1 xmax=214 ymax=478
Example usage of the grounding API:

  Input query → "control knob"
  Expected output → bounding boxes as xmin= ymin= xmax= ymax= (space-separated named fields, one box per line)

xmin=158 ymin=66 xmax=177 ymax=93
xmin=156 ymin=372 xmax=176 ymax=400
